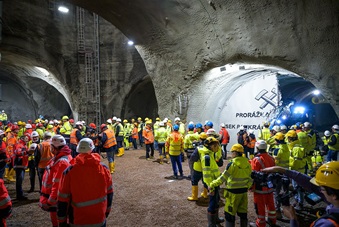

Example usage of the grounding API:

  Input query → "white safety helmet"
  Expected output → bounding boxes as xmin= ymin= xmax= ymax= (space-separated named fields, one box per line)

xmin=324 ymin=130 xmax=331 ymax=137
xmin=239 ymin=126 xmax=245 ymax=131
xmin=304 ymin=122 xmax=311 ymax=128
xmin=255 ymin=140 xmax=267 ymax=150
xmin=174 ymin=117 xmax=180 ymax=122
xmin=0 ymin=130 xmax=4 ymax=136
xmin=77 ymin=138 xmax=95 ymax=154
xmin=189 ymin=121 xmax=194 ymax=125
xmin=31 ymin=131 xmax=39 ymax=138
xmin=49 ymin=121 xmax=54 ymax=125
xmin=43 ymin=132 xmax=52 ymax=138
xmin=112 ymin=116 xmax=117 ymax=121
xmin=51 ymin=135 xmax=66 ymax=147
xmin=117 ymin=118 xmax=121 ymax=122
xmin=332 ymin=125 xmax=339 ymax=131
xmin=107 ymin=118 xmax=112 ymax=124
xmin=248 ymin=129 xmax=254 ymax=134
xmin=159 ymin=121 xmax=165 ymax=127
xmin=280 ymin=125 xmax=287 ymax=130
xmin=272 ymin=125 xmax=281 ymax=132
xmin=163 ymin=118 xmax=168 ymax=122
xmin=29 ymin=143 xmax=38 ymax=151
xmin=25 ymin=124 xmax=32 ymax=129
xmin=53 ymin=119 xmax=59 ymax=123
xmin=206 ymin=128 xmax=217 ymax=136
xmin=81 ymin=121 xmax=85 ymax=125
xmin=220 ymin=123 xmax=225 ymax=128
xmin=76 ymin=121 xmax=83 ymax=126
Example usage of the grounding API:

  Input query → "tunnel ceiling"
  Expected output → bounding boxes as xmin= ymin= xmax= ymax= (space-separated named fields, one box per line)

xmin=1 ymin=0 xmax=338 ymax=123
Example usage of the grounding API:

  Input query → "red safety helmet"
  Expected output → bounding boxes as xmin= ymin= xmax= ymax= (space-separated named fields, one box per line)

xmin=89 ymin=123 xmax=96 ymax=129
xmin=11 ymin=125 xmax=19 ymax=131
xmin=100 ymin=124 xmax=107 ymax=131
xmin=69 ymin=119 xmax=75 ymax=124
xmin=37 ymin=123 xmax=43 ymax=128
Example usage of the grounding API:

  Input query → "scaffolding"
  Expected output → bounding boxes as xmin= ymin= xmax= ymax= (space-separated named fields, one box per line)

xmin=76 ymin=7 xmax=101 ymax=127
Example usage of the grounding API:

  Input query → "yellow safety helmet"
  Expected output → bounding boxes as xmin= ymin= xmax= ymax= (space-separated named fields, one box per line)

xmin=204 ymin=137 xmax=219 ymax=147
xmin=62 ymin=116 xmax=69 ymax=120
xmin=274 ymin=132 xmax=285 ymax=141
xmin=145 ymin=117 xmax=149 ymax=121
xmin=230 ymin=144 xmax=244 ymax=153
xmin=47 ymin=124 xmax=53 ymax=129
xmin=145 ymin=121 xmax=152 ymax=125
xmin=310 ymin=161 xmax=339 ymax=190
xmin=156 ymin=117 xmax=161 ymax=121
xmin=200 ymin=132 xmax=208 ymax=140
xmin=123 ymin=119 xmax=128 ymax=123
xmin=286 ymin=130 xmax=297 ymax=138
xmin=137 ymin=117 xmax=142 ymax=121
xmin=18 ymin=121 xmax=22 ymax=126
xmin=263 ymin=121 xmax=270 ymax=127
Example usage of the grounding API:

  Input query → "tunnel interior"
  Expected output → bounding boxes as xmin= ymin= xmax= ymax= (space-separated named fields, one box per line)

xmin=121 ymin=76 xmax=158 ymax=120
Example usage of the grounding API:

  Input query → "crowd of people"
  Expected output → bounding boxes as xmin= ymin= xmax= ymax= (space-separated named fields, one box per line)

xmin=0 ymin=112 xmax=338 ymax=227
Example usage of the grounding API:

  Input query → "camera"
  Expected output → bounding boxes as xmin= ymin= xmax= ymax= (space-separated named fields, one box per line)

xmin=251 ymin=171 xmax=290 ymax=189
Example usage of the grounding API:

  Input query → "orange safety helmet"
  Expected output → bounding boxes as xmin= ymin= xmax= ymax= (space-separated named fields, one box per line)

xmin=100 ymin=124 xmax=107 ymax=131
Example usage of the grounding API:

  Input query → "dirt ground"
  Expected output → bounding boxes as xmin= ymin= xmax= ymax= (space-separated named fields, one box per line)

xmin=5 ymin=148 xmax=323 ymax=227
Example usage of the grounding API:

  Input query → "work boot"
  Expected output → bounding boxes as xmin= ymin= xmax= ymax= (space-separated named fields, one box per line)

xmin=8 ymin=169 xmax=16 ymax=182
xmin=240 ymin=218 xmax=248 ymax=227
xmin=4 ymin=168 xmax=9 ymax=179
xmin=159 ymin=155 xmax=164 ymax=164
xmin=225 ymin=220 xmax=235 ymax=227
xmin=117 ymin=147 xmax=125 ymax=157
xmin=201 ymin=187 xmax=208 ymax=199
xmin=187 ymin=185 xmax=198 ymax=201
xmin=207 ymin=212 xmax=217 ymax=227
xmin=109 ymin=162 xmax=115 ymax=174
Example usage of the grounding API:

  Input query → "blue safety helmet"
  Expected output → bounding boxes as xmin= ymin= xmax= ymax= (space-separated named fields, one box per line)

xmin=188 ymin=124 xmax=194 ymax=130
xmin=206 ymin=121 xmax=213 ymax=128
xmin=173 ymin=125 xmax=179 ymax=131
xmin=196 ymin=123 xmax=203 ymax=129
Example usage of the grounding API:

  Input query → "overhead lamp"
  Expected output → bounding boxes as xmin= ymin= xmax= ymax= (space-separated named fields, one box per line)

xmin=282 ymin=115 xmax=287 ymax=120
xmin=293 ymin=106 xmax=305 ymax=114
xmin=35 ymin=66 xmax=50 ymax=76
xmin=58 ymin=6 xmax=69 ymax=13
xmin=127 ymin=40 xmax=134 ymax=46
xmin=312 ymin=89 xmax=320 ymax=96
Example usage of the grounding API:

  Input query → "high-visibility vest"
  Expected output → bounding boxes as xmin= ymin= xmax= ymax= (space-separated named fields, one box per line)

xmin=103 ymin=129 xmax=117 ymax=149
xmin=155 ymin=127 xmax=167 ymax=143
xmin=328 ymin=134 xmax=339 ymax=151
xmin=165 ymin=131 xmax=183 ymax=156
xmin=38 ymin=141 xmax=54 ymax=169
xmin=184 ymin=131 xmax=199 ymax=150
xmin=70 ymin=129 xmax=80 ymax=145
xmin=273 ymin=143 xmax=290 ymax=168
xmin=288 ymin=140 xmax=306 ymax=172
xmin=200 ymin=147 xmax=220 ymax=187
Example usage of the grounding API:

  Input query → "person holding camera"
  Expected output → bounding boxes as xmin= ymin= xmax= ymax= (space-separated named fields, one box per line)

xmin=250 ymin=140 xmax=277 ymax=227
xmin=272 ymin=132 xmax=291 ymax=219
xmin=208 ymin=144 xmax=252 ymax=227
xmin=262 ymin=161 xmax=339 ymax=227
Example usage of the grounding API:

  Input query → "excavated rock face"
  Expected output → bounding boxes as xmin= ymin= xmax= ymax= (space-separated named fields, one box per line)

xmin=1 ymin=0 xmax=338 ymax=122
xmin=70 ymin=0 xmax=339 ymax=120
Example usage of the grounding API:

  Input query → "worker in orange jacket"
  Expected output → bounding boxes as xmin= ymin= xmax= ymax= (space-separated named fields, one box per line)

xmin=250 ymin=140 xmax=276 ymax=227
xmin=39 ymin=135 xmax=72 ymax=227
xmin=0 ymin=178 xmax=12 ymax=227
xmin=143 ymin=121 xmax=155 ymax=160
xmin=35 ymin=132 xmax=54 ymax=192
xmin=58 ymin=138 xmax=113 ymax=227
xmin=0 ymin=130 xmax=9 ymax=179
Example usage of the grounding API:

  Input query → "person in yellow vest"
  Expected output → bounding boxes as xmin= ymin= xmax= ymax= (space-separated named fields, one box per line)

xmin=165 ymin=125 xmax=184 ymax=179
xmin=187 ymin=133 xmax=209 ymax=201
xmin=36 ymin=123 xmax=45 ymax=140
xmin=153 ymin=117 xmax=161 ymax=151
xmin=115 ymin=118 xmax=125 ymax=157
xmin=59 ymin=116 xmax=72 ymax=145
xmin=123 ymin=119 xmax=131 ymax=150
xmin=35 ymin=132 xmax=53 ymax=192
xmin=69 ymin=122 xmax=83 ymax=158
xmin=184 ymin=124 xmax=200 ymax=175
xmin=45 ymin=123 xmax=56 ymax=137
xmin=154 ymin=121 xmax=168 ymax=164
xmin=209 ymin=143 xmax=252 ymax=227
xmin=17 ymin=121 xmax=26 ymax=138
xmin=271 ymin=132 xmax=291 ymax=219
xmin=258 ymin=121 xmax=271 ymax=141
xmin=106 ymin=118 xmax=114 ymax=131
xmin=0 ymin=111 xmax=8 ymax=126
xmin=286 ymin=130 xmax=306 ymax=210
xmin=99 ymin=124 xmax=117 ymax=173
xmin=327 ymin=125 xmax=339 ymax=162
xmin=200 ymin=137 xmax=224 ymax=226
